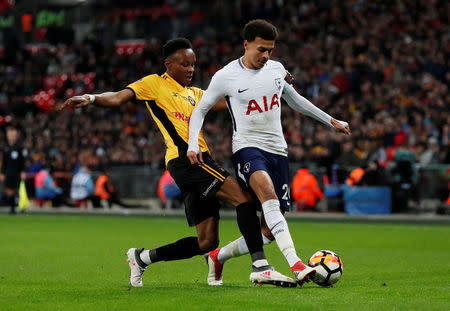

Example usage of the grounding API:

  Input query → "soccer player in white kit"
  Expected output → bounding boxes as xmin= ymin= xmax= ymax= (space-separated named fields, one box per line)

xmin=187 ymin=19 xmax=350 ymax=286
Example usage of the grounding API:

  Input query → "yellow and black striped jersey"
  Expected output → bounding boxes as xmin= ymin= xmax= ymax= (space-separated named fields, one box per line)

xmin=127 ymin=73 xmax=209 ymax=165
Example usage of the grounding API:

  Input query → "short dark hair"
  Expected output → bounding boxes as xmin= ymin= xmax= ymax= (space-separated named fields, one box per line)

xmin=162 ymin=38 xmax=192 ymax=59
xmin=243 ymin=19 xmax=278 ymax=42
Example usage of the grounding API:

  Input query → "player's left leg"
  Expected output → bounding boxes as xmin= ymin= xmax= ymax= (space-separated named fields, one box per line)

xmin=127 ymin=215 xmax=219 ymax=287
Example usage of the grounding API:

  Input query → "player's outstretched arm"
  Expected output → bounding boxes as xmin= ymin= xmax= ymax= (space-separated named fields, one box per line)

xmin=56 ymin=89 xmax=135 ymax=111
xmin=282 ymin=83 xmax=350 ymax=135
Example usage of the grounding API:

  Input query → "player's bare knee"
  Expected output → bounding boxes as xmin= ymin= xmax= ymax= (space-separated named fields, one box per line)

xmin=260 ymin=187 xmax=277 ymax=201
xmin=228 ymin=180 xmax=251 ymax=203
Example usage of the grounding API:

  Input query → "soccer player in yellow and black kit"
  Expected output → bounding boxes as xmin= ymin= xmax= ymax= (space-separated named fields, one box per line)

xmin=59 ymin=38 xmax=296 ymax=287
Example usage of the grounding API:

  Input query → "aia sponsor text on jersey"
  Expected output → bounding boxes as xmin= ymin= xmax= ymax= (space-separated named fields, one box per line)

xmin=246 ymin=93 xmax=280 ymax=115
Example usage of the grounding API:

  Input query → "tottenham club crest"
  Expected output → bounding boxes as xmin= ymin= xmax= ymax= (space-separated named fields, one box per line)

xmin=188 ymin=96 xmax=196 ymax=106
xmin=243 ymin=162 xmax=251 ymax=173
xmin=274 ymin=78 xmax=282 ymax=90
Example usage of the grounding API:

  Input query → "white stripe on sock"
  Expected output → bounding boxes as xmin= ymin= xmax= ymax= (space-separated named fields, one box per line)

xmin=140 ymin=250 xmax=152 ymax=265
xmin=253 ymin=259 xmax=269 ymax=268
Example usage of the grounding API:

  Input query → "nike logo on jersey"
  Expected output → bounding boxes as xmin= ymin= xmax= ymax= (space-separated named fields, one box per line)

xmin=238 ymin=88 xmax=249 ymax=93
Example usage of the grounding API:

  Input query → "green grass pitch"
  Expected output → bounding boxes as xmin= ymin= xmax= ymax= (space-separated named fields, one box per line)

xmin=0 ymin=214 xmax=449 ymax=311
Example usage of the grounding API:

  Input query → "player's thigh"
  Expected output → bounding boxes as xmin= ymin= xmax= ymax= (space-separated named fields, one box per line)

xmin=168 ymin=156 xmax=226 ymax=227
xmin=215 ymin=176 xmax=252 ymax=207
xmin=231 ymin=147 xmax=277 ymax=202
xmin=168 ymin=154 xmax=230 ymax=198
xmin=183 ymin=191 xmax=221 ymax=227
xmin=248 ymin=170 xmax=278 ymax=202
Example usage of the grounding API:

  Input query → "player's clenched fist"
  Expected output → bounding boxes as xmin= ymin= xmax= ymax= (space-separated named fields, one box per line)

xmin=285 ymin=70 xmax=295 ymax=84
xmin=187 ymin=150 xmax=203 ymax=165
xmin=330 ymin=118 xmax=351 ymax=135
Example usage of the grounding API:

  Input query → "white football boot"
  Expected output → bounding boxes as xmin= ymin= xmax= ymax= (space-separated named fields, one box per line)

xmin=291 ymin=261 xmax=316 ymax=286
xmin=126 ymin=248 xmax=147 ymax=287
xmin=249 ymin=265 xmax=297 ymax=287
xmin=205 ymin=248 xmax=224 ymax=286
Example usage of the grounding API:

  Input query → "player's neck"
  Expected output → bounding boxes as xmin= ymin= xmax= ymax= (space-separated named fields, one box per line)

xmin=165 ymin=72 xmax=186 ymax=88
xmin=241 ymin=55 xmax=258 ymax=70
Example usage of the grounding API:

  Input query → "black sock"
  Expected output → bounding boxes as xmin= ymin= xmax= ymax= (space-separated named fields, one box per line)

xmin=236 ymin=202 xmax=266 ymax=262
xmin=151 ymin=237 xmax=201 ymax=263
xmin=7 ymin=195 xmax=15 ymax=214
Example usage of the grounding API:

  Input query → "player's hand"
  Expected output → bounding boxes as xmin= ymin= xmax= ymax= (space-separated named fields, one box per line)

xmin=187 ymin=150 xmax=204 ymax=165
xmin=285 ymin=70 xmax=295 ymax=84
xmin=0 ymin=173 xmax=4 ymax=182
xmin=331 ymin=118 xmax=351 ymax=135
xmin=55 ymin=94 xmax=91 ymax=111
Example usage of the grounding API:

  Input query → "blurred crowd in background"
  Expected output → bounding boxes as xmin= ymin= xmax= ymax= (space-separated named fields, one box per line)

xmin=0 ymin=0 xmax=448 ymax=205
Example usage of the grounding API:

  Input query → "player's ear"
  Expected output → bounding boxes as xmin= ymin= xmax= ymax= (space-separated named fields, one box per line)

xmin=164 ymin=58 xmax=171 ymax=69
xmin=243 ymin=40 xmax=248 ymax=50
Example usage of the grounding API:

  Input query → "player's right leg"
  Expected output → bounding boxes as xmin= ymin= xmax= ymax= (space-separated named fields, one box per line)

xmin=205 ymin=223 xmax=274 ymax=285
xmin=215 ymin=176 xmax=296 ymax=287
xmin=249 ymin=170 xmax=316 ymax=285
xmin=204 ymin=232 xmax=273 ymax=286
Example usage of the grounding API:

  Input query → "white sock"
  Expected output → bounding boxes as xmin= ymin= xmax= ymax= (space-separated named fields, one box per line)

xmin=217 ymin=234 xmax=273 ymax=263
xmin=262 ymin=199 xmax=301 ymax=267
xmin=140 ymin=250 xmax=152 ymax=265
xmin=253 ymin=259 xmax=269 ymax=268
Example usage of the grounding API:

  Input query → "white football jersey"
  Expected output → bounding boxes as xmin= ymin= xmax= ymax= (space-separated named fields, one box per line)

xmin=208 ymin=57 xmax=288 ymax=156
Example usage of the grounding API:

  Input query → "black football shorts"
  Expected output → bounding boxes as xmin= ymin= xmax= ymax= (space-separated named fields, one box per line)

xmin=167 ymin=152 xmax=230 ymax=226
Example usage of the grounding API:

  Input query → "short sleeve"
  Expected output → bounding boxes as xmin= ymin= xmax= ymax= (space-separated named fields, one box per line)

xmin=127 ymin=75 xmax=159 ymax=101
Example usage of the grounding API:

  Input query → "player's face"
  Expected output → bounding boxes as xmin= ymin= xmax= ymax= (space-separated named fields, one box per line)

xmin=165 ymin=48 xmax=196 ymax=86
xmin=244 ymin=37 xmax=275 ymax=69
